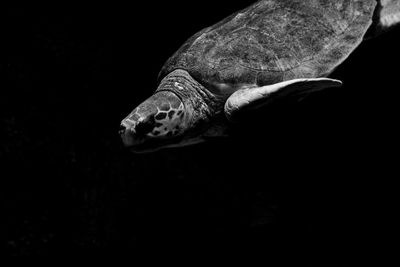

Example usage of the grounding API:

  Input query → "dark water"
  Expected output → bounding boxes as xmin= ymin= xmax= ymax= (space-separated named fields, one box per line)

xmin=1 ymin=2 xmax=397 ymax=262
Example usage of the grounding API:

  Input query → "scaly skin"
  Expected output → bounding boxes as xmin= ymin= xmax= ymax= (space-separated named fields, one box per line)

xmin=120 ymin=69 xmax=226 ymax=152
xmin=120 ymin=0 xmax=400 ymax=153
xmin=156 ymin=69 xmax=226 ymax=132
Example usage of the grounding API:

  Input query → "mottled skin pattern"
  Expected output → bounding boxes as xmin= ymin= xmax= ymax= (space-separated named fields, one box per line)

xmin=120 ymin=70 xmax=223 ymax=152
xmin=120 ymin=90 xmax=192 ymax=151
xmin=124 ymin=93 xmax=185 ymax=138
xmin=121 ymin=0 xmax=380 ymax=152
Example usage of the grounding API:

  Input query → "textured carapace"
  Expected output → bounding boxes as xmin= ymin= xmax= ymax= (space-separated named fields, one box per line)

xmin=120 ymin=0 xmax=400 ymax=153
xmin=159 ymin=0 xmax=376 ymax=92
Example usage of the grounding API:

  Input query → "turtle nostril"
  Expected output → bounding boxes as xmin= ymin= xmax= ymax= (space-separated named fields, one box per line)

xmin=119 ymin=124 xmax=126 ymax=135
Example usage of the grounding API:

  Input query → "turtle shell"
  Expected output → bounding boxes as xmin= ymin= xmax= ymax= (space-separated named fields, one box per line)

xmin=159 ymin=0 xmax=376 ymax=95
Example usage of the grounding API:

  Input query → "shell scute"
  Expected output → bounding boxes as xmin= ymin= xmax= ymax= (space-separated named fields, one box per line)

xmin=159 ymin=0 xmax=376 ymax=93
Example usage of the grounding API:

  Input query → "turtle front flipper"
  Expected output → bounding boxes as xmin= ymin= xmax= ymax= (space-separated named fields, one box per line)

xmin=224 ymin=78 xmax=342 ymax=122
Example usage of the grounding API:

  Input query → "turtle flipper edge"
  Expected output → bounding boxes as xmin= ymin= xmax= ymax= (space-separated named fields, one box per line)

xmin=380 ymin=0 xmax=400 ymax=27
xmin=224 ymin=78 xmax=342 ymax=122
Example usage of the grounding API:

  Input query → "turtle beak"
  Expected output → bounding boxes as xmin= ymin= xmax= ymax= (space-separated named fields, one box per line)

xmin=119 ymin=119 xmax=137 ymax=147
xmin=119 ymin=90 xmax=191 ymax=153
xmin=120 ymin=114 xmax=157 ymax=148
xmin=119 ymin=119 xmax=167 ymax=153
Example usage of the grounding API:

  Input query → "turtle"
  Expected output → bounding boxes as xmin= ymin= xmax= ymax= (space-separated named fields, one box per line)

xmin=120 ymin=0 xmax=400 ymax=153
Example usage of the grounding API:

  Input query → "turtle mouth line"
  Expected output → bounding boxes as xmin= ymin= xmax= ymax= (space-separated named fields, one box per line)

xmin=128 ymin=139 xmax=184 ymax=154
xmin=120 ymin=126 xmax=186 ymax=153
xmin=128 ymin=135 xmax=185 ymax=153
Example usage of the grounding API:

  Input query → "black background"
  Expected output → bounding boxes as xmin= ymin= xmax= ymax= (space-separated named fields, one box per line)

xmin=1 ymin=1 xmax=397 ymax=262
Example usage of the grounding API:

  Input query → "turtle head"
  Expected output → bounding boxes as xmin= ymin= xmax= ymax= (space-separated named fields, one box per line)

xmin=120 ymin=69 xmax=225 ymax=153
xmin=119 ymin=91 xmax=193 ymax=152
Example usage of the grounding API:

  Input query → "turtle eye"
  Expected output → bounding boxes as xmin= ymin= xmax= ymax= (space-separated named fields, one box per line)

xmin=135 ymin=115 xmax=155 ymax=136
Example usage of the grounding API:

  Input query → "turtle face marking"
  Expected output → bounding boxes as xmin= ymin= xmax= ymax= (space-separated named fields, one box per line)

xmin=120 ymin=91 xmax=190 ymax=152
xmin=147 ymin=102 xmax=185 ymax=137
